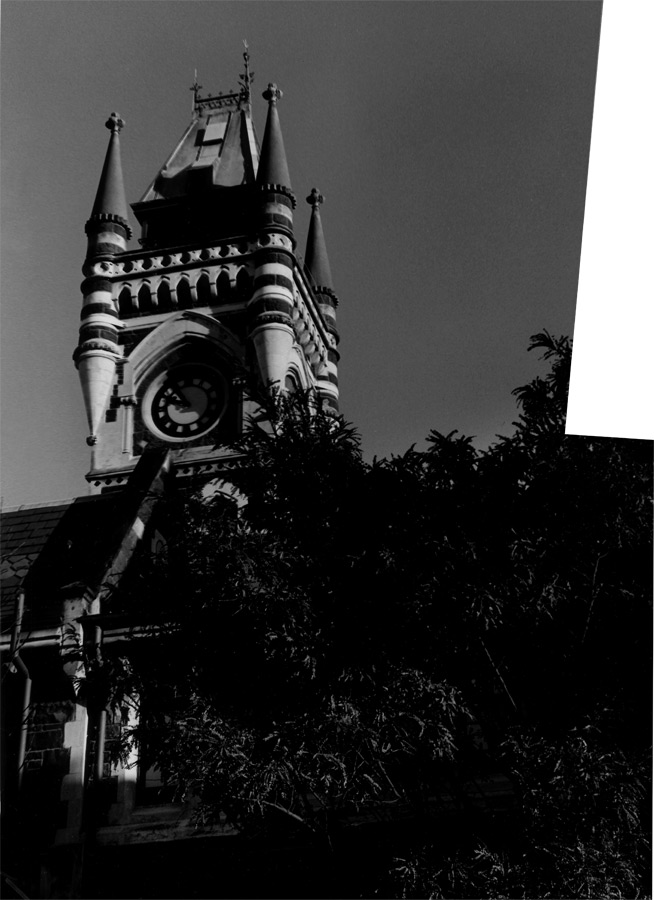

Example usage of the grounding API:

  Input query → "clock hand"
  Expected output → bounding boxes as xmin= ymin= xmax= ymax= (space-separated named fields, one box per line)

xmin=166 ymin=384 xmax=191 ymax=408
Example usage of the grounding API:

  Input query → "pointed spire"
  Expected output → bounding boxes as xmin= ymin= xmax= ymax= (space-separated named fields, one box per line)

xmin=305 ymin=189 xmax=334 ymax=291
xmin=257 ymin=84 xmax=292 ymax=190
xmin=304 ymin=189 xmax=339 ymax=354
xmin=88 ymin=113 xmax=132 ymax=238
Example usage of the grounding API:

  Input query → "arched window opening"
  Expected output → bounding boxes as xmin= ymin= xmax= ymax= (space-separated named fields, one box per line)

xmin=157 ymin=280 xmax=174 ymax=312
xmin=118 ymin=286 xmax=134 ymax=317
xmin=176 ymin=278 xmax=192 ymax=310
xmin=236 ymin=268 xmax=251 ymax=300
xmin=196 ymin=273 xmax=212 ymax=307
xmin=216 ymin=270 xmax=231 ymax=304
xmin=138 ymin=283 xmax=153 ymax=313
xmin=285 ymin=373 xmax=299 ymax=394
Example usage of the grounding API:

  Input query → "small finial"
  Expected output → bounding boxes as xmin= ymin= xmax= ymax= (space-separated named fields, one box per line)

xmin=105 ymin=112 xmax=125 ymax=135
xmin=86 ymin=434 xmax=98 ymax=446
xmin=307 ymin=188 xmax=324 ymax=209
xmin=263 ymin=83 xmax=283 ymax=105
xmin=239 ymin=40 xmax=254 ymax=98
xmin=190 ymin=70 xmax=203 ymax=109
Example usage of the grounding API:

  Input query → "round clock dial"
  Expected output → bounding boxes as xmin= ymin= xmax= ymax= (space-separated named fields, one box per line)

xmin=145 ymin=364 xmax=227 ymax=441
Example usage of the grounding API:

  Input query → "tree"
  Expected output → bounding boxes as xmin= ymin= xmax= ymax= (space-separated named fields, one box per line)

xmin=98 ymin=391 xmax=473 ymax=897
xmin=94 ymin=338 xmax=651 ymax=898
xmin=386 ymin=333 xmax=652 ymax=898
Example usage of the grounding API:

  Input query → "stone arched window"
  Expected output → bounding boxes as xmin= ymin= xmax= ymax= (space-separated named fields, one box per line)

xmin=118 ymin=286 xmax=134 ymax=317
xmin=236 ymin=267 xmax=251 ymax=300
xmin=285 ymin=372 xmax=299 ymax=393
xmin=196 ymin=273 xmax=212 ymax=307
xmin=176 ymin=277 xmax=192 ymax=310
xmin=138 ymin=283 xmax=153 ymax=313
xmin=216 ymin=270 xmax=231 ymax=304
xmin=157 ymin=279 xmax=174 ymax=312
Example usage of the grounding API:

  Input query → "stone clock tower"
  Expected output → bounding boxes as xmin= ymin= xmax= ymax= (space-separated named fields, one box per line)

xmin=75 ymin=66 xmax=340 ymax=492
xmin=0 ymin=64 xmax=343 ymax=900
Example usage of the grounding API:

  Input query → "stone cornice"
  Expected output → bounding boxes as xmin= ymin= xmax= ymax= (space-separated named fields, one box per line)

xmin=92 ymin=236 xmax=292 ymax=280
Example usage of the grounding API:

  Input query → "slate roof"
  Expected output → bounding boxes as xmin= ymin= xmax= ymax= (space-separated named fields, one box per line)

xmin=0 ymin=495 xmax=121 ymax=635
xmin=1 ymin=449 xmax=173 ymax=640
xmin=138 ymin=93 xmax=260 ymax=203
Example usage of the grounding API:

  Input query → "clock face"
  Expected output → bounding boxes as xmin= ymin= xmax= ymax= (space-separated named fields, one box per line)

xmin=144 ymin=364 xmax=227 ymax=441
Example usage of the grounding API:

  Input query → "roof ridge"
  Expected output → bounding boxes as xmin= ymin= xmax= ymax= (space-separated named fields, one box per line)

xmin=0 ymin=496 xmax=100 ymax=515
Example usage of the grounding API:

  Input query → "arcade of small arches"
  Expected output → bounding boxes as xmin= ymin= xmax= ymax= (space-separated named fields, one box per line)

xmin=117 ymin=266 xmax=252 ymax=318
xmin=112 ymin=268 xmax=332 ymax=376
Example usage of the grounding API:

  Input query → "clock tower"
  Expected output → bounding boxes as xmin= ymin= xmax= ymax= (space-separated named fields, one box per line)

xmin=74 ymin=64 xmax=340 ymax=492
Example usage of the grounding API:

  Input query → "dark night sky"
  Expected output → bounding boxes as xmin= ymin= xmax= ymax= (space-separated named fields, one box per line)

xmin=0 ymin=1 xmax=603 ymax=506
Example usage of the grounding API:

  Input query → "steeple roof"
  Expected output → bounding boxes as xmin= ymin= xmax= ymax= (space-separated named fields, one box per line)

xmin=256 ymin=84 xmax=292 ymax=190
xmin=305 ymin=189 xmax=334 ymax=291
xmin=89 ymin=113 xmax=132 ymax=237
xmin=139 ymin=92 xmax=260 ymax=202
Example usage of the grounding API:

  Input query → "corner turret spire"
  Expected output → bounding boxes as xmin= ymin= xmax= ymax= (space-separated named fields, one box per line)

xmin=88 ymin=113 xmax=132 ymax=239
xmin=305 ymin=188 xmax=334 ymax=291
xmin=257 ymin=84 xmax=292 ymax=193
xmin=76 ymin=114 xmax=131 ymax=449
xmin=304 ymin=188 xmax=339 ymax=414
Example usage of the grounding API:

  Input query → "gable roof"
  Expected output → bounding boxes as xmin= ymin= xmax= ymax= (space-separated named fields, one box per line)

xmin=1 ymin=495 xmax=120 ymax=634
xmin=1 ymin=449 xmax=173 ymax=638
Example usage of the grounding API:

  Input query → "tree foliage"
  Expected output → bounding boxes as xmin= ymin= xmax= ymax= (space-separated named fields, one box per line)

xmin=96 ymin=334 xmax=652 ymax=898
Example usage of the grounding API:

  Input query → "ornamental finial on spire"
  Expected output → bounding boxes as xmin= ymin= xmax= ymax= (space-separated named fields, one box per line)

xmin=105 ymin=112 xmax=125 ymax=135
xmin=88 ymin=111 xmax=132 ymax=239
xmin=256 ymin=81 xmax=293 ymax=198
xmin=263 ymin=83 xmax=283 ymax=105
xmin=189 ymin=70 xmax=203 ymax=109
xmin=307 ymin=188 xmax=324 ymax=209
xmin=238 ymin=40 xmax=254 ymax=99
xmin=304 ymin=187 xmax=334 ymax=293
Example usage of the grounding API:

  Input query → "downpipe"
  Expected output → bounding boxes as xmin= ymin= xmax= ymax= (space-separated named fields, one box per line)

xmin=9 ymin=590 xmax=32 ymax=792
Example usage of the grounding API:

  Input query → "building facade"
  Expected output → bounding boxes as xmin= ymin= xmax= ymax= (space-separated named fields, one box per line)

xmin=1 ymin=62 xmax=341 ymax=899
